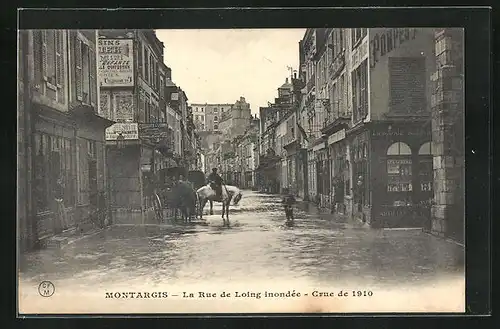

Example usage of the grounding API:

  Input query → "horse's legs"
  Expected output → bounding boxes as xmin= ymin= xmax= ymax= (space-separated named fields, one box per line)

xmin=225 ymin=203 xmax=230 ymax=227
xmin=210 ymin=200 xmax=214 ymax=215
xmin=200 ymin=199 xmax=207 ymax=219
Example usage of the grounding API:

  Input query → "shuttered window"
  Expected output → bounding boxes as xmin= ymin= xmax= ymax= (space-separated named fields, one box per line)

xmin=144 ymin=48 xmax=149 ymax=82
xmin=33 ymin=30 xmax=43 ymax=86
xmin=89 ymin=45 xmax=96 ymax=106
xmin=389 ymin=57 xmax=426 ymax=114
xmin=75 ymin=35 xmax=83 ymax=100
xmin=55 ymin=30 xmax=65 ymax=103
xmin=82 ymin=43 xmax=90 ymax=103
xmin=138 ymin=43 xmax=143 ymax=77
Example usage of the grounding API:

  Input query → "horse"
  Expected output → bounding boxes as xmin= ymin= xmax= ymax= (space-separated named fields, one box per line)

xmin=164 ymin=181 xmax=197 ymax=223
xmin=196 ymin=183 xmax=242 ymax=226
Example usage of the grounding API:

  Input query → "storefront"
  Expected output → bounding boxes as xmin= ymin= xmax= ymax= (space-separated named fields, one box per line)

xmin=255 ymin=152 xmax=281 ymax=193
xmin=33 ymin=104 xmax=113 ymax=240
xmin=369 ymin=120 xmax=432 ymax=228
xmin=327 ymin=128 xmax=349 ymax=215
xmin=350 ymin=128 xmax=371 ymax=223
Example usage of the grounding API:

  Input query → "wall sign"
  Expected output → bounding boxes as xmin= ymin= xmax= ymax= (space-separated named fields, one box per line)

xmin=98 ymin=39 xmax=134 ymax=87
xmin=105 ymin=123 xmax=139 ymax=140
xmin=369 ymin=28 xmax=418 ymax=69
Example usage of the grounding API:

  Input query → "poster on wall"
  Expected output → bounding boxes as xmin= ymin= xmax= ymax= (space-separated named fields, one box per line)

xmin=113 ymin=91 xmax=134 ymax=122
xmin=98 ymin=39 xmax=134 ymax=87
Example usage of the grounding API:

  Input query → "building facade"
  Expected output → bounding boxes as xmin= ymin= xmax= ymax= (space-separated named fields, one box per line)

xmin=98 ymin=29 xmax=169 ymax=224
xmin=191 ymin=103 xmax=232 ymax=132
xmin=255 ymin=28 xmax=462 ymax=233
xmin=18 ymin=29 xmax=115 ymax=250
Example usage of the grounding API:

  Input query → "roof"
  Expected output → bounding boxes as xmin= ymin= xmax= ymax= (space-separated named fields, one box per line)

xmin=279 ymin=78 xmax=293 ymax=90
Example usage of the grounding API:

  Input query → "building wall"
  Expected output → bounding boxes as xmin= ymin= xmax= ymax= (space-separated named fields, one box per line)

xmin=192 ymin=103 xmax=232 ymax=132
xmin=369 ymin=28 xmax=436 ymax=120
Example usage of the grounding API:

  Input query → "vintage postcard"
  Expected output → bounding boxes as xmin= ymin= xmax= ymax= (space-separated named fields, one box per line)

xmin=18 ymin=26 xmax=466 ymax=314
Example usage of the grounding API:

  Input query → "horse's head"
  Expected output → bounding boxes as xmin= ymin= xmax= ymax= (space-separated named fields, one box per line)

xmin=233 ymin=191 xmax=242 ymax=205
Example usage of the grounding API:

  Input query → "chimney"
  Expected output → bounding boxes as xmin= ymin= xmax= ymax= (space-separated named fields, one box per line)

xmin=293 ymin=73 xmax=297 ymax=79
xmin=285 ymin=78 xmax=289 ymax=83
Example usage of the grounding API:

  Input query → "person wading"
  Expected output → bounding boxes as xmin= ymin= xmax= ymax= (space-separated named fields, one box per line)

xmin=207 ymin=168 xmax=224 ymax=200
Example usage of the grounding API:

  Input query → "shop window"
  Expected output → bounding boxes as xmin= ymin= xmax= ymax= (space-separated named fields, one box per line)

xmin=386 ymin=142 xmax=413 ymax=204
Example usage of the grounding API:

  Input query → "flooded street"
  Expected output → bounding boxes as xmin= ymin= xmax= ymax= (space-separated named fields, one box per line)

xmin=19 ymin=191 xmax=464 ymax=293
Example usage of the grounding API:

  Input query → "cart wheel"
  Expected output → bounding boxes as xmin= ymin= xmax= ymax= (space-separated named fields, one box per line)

xmin=153 ymin=193 xmax=163 ymax=223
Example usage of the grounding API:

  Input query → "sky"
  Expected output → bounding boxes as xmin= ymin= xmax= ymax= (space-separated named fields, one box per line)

xmin=156 ymin=29 xmax=305 ymax=115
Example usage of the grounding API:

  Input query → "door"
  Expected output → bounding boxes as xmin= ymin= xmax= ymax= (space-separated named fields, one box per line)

xmin=89 ymin=159 xmax=98 ymax=206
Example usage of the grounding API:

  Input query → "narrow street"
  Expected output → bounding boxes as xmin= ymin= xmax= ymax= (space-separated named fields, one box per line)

xmin=19 ymin=191 xmax=464 ymax=291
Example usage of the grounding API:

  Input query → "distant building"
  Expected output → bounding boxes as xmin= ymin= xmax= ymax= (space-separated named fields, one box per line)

xmin=219 ymin=97 xmax=252 ymax=139
xmin=190 ymin=103 xmax=233 ymax=132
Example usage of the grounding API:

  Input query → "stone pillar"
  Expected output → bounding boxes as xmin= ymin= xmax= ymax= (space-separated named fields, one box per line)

xmin=430 ymin=28 xmax=464 ymax=243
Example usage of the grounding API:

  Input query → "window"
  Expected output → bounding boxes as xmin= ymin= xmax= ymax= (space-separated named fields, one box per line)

xmin=81 ymin=42 xmax=90 ymax=103
xmin=73 ymin=34 xmax=95 ymax=105
xmin=144 ymin=47 xmax=149 ymax=82
xmin=352 ymin=60 xmax=368 ymax=123
xmin=386 ymin=142 xmax=413 ymax=201
xmin=138 ymin=43 xmax=144 ymax=77
xmin=214 ymin=116 xmax=218 ymax=121
xmin=214 ymin=108 xmax=218 ymax=114
xmin=351 ymin=28 xmax=367 ymax=49
xmin=214 ymin=124 xmax=218 ymax=130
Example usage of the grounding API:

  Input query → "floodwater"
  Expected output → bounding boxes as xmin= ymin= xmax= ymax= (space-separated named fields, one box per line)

xmin=19 ymin=191 xmax=464 ymax=290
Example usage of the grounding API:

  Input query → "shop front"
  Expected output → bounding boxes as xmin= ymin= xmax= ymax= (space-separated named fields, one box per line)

xmin=255 ymin=151 xmax=281 ymax=193
xmin=370 ymin=120 xmax=432 ymax=228
xmin=327 ymin=128 xmax=349 ymax=215
xmin=33 ymin=104 xmax=114 ymax=241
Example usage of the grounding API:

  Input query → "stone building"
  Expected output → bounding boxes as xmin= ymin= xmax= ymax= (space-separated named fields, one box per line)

xmin=219 ymin=97 xmax=252 ymax=139
xmin=18 ymin=29 xmax=114 ymax=250
xmin=429 ymin=28 xmax=464 ymax=243
xmin=98 ymin=29 xmax=169 ymax=224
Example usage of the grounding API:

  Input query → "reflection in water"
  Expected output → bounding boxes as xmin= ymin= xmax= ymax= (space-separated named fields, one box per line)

xmin=19 ymin=191 xmax=464 ymax=289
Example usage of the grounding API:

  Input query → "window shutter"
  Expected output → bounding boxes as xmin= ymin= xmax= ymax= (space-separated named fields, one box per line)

xmin=33 ymin=31 xmax=43 ymax=85
xmin=89 ymin=46 xmax=96 ymax=106
xmin=55 ymin=31 xmax=65 ymax=104
xmin=41 ymin=30 xmax=48 ymax=80
xmin=75 ymin=37 xmax=83 ymax=100
xmin=45 ymin=30 xmax=56 ymax=85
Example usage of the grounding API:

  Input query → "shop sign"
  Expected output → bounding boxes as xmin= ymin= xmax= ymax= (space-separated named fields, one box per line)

xmin=106 ymin=123 xmax=139 ymax=140
xmin=327 ymin=129 xmax=346 ymax=145
xmin=372 ymin=126 xmax=430 ymax=137
xmin=139 ymin=123 xmax=169 ymax=140
xmin=98 ymin=39 xmax=134 ymax=87
xmin=369 ymin=28 xmax=418 ymax=69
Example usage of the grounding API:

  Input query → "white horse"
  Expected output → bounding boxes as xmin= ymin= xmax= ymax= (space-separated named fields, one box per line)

xmin=196 ymin=184 xmax=242 ymax=226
